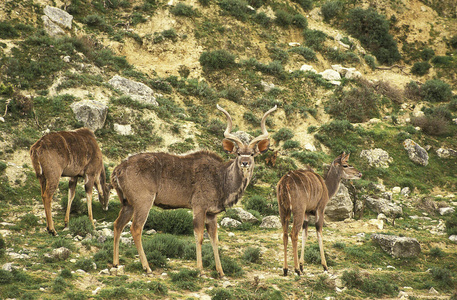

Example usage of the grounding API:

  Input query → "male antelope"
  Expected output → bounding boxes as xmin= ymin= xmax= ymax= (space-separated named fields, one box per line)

xmin=30 ymin=128 xmax=110 ymax=235
xmin=277 ymin=153 xmax=362 ymax=275
xmin=111 ymin=105 xmax=277 ymax=276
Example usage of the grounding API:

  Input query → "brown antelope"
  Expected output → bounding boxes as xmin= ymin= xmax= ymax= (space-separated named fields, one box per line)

xmin=30 ymin=128 xmax=110 ymax=236
xmin=111 ymin=105 xmax=277 ymax=276
xmin=277 ymin=153 xmax=362 ymax=276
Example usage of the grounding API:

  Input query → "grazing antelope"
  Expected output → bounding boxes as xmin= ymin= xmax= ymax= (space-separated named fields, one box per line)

xmin=277 ymin=153 xmax=362 ymax=276
xmin=30 ymin=128 xmax=110 ymax=236
xmin=111 ymin=105 xmax=277 ymax=276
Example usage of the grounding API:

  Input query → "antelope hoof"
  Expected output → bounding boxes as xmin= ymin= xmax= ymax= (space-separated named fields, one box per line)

xmin=283 ymin=268 xmax=288 ymax=276
xmin=295 ymin=269 xmax=301 ymax=276
xmin=47 ymin=227 xmax=58 ymax=236
xmin=300 ymin=263 xmax=304 ymax=273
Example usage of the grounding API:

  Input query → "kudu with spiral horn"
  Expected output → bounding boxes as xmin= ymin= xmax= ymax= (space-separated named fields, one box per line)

xmin=111 ymin=105 xmax=277 ymax=276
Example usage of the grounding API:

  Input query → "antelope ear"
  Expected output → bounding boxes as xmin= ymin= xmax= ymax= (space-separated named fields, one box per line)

xmin=222 ymin=139 xmax=236 ymax=154
xmin=256 ymin=139 xmax=270 ymax=154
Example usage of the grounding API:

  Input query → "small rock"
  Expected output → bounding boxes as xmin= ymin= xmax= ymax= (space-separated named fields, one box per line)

xmin=449 ymin=235 xmax=457 ymax=242
xmin=220 ymin=217 xmax=241 ymax=228
xmin=260 ymin=216 xmax=281 ymax=229
xmin=429 ymin=287 xmax=439 ymax=294
xmin=439 ymin=207 xmax=455 ymax=216
xmin=92 ymin=287 xmax=102 ymax=295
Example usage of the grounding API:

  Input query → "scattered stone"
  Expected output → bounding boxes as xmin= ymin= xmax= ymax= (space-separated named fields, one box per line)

xmin=360 ymin=148 xmax=393 ymax=168
xmin=99 ymin=269 xmax=110 ymax=275
xmin=108 ymin=75 xmax=158 ymax=106
xmin=401 ymin=187 xmax=410 ymax=197
xmin=300 ymin=64 xmax=317 ymax=73
xmin=233 ymin=207 xmax=258 ymax=223
xmin=220 ymin=217 xmax=241 ymax=228
xmin=260 ymin=80 xmax=276 ymax=92
xmin=371 ymin=234 xmax=421 ymax=258
xmin=403 ymin=139 xmax=429 ymax=166
xmin=2 ymin=263 xmax=13 ymax=271
xmin=449 ymin=235 xmax=457 ymax=242
xmin=367 ymin=219 xmax=383 ymax=230
xmin=50 ymin=247 xmax=71 ymax=261
xmin=110 ymin=265 xmax=125 ymax=275
xmin=325 ymin=184 xmax=353 ymax=221
xmin=41 ymin=15 xmax=65 ymax=37
xmin=365 ymin=196 xmax=403 ymax=218
xmin=43 ymin=6 xmax=73 ymax=29
xmin=320 ymin=69 xmax=341 ymax=81
xmin=429 ymin=287 xmax=439 ymax=295
xmin=145 ymin=229 xmax=157 ymax=235
xmin=92 ymin=287 xmax=102 ymax=295
xmin=70 ymin=100 xmax=108 ymax=131
xmin=227 ymin=232 xmax=235 ymax=237
xmin=260 ymin=216 xmax=281 ymax=229
xmin=436 ymin=148 xmax=457 ymax=158
xmin=114 ymin=123 xmax=133 ymax=136
xmin=439 ymin=207 xmax=455 ymax=216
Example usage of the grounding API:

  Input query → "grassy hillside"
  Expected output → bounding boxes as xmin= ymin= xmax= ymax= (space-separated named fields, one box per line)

xmin=1 ymin=0 xmax=457 ymax=299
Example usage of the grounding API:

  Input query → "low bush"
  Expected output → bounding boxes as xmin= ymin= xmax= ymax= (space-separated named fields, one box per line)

xmin=199 ymin=49 xmax=236 ymax=71
xmin=288 ymin=47 xmax=317 ymax=61
xmin=421 ymin=48 xmax=435 ymax=61
xmin=170 ymin=3 xmax=198 ymax=17
xmin=218 ymin=0 xmax=252 ymax=21
xmin=242 ymin=247 xmax=261 ymax=263
xmin=404 ymin=80 xmax=422 ymax=101
xmin=244 ymin=195 xmax=278 ymax=216
xmin=283 ymin=140 xmax=300 ymax=149
xmin=291 ymin=0 xmax=313 ymax=10
xmin=75 ymin=258 xmax=95 ymax=272
xmin=144 ymin=208 xmax=193 ymax=235
xmin=420 ymin=79 xmax=452 ymax=102
xmin=364 ymin=55 xmax=376 ymax=70
xmin=69 ymin=215 xmax=94 ymax=236
xmin=345 ymin=8 xmax=401 ymax=65
xmin=303 ymin=29 xmax=327 ymax=51
xmin=411 ymin=61 xmax=431 ymax=76
xmin=321 ymin=0 xmax=343 ymax=22
xmin=273 ymin=128 xmax=294 ymax=143
xmin=254 ymin=12 xmax=272 ymax=27
xmin=292 ymin=14 xmax=308 ymax=29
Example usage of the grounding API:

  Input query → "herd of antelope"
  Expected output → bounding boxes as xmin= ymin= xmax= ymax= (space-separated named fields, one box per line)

xmin=30 ymin=105 xmax=361 ymax=277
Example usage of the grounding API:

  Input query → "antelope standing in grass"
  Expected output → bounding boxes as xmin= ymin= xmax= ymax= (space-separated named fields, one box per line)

xmin=277 ymin=153 xmax=362 ymax=275
xmin=30 ymin=128 xmax=110 ymax=236
xmin=111 ymin=105 xmax=277 ymax=276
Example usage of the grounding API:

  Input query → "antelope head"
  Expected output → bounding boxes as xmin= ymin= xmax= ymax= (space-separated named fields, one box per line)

xmin=332 ymin=152 xmax=363 ymax=180
xmin=217 ymin=105 xmax=277 ymax=177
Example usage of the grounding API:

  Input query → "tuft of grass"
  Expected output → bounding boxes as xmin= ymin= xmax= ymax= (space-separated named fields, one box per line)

xmin=69 ymin=216 xmax=94 ymax=237
xmin=242 ymin=247 xmax=261 ymax=263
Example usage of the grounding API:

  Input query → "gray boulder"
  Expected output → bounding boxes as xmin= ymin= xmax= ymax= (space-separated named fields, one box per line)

xmin=365 ymin=196 xmax=403 ymax=218
xmin=371 ymin=234 xmax=421 ymax=258
xmin=360 ymin=148 xmax=393 ymax=168
xmin=233 ymin=207 xmax=258 ymax=223
xmin=43 ymin=6 xmax=73 ymax=29
xmin=436 ymin=148 xmax=457 ymax=158
xmin=70 ymin=100 xmax=108 ymax=131
xmin=403 ymin=139 xmax=429 ymax=166
xmin=260 ymin=216 xmax=282 ymax=229
xmin=41 ymin=15 xmax=65 ymax=37
xmin=108 ymin=75 xmax=158 ymax=106
xmin=220 ymin=217 xmax=242 ymax=228
xmin=325 ymin=184 xmax=353 ymax=221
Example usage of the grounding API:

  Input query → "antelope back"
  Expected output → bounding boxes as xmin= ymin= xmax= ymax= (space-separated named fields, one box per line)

xmin=277 ymin=169 xmax=328 ymax=212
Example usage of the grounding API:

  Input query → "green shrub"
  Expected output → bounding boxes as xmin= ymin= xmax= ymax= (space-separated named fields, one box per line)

xmin=218 ymin=0 xmax=252 ymax=20
xmin=421 ymin=79 xmax=452 ymax=102
xmin=242 ymin=247 xmax=261 ymax=263
xmin=69 ymin=215 xmax=94 ymax=237
xmin=144 ymin=208 xmax=193 ymax=235
xmin=411 ymin=61 xmax=431 ymax=76
xmin=211 ymin=288 xmax=233 ymax=300
xmin=273 ymin=128 xmax=294 ymax=142
xmin=291 ymin=151 xmax=324 ymax=168
xmin=60 ymin=269 xmax=73 ymax=279
xmin=170 ymin=269 xmax=200 ymax=291
xmin=292 ymin=14 xmax=308 ymax=29
xmin=288 ymin=47 xmax=316 ymax=61
xmin=148 ymin=281 xmax=168 ymax=295
xmin=0 ymin=233 xmax=6 ymax=257
xmin=321 ymin=0 xmax=343 ymax=22
xmin=75 ymin=258 xmax=95 ymax=272
xmin=254 ymin=12 xmax=272 ymax=27
xmin=429 ymin=247 xmax=445 ymax=258
xmin=431 ymin=55 xmax=453 ymax=67
xmin=0 ymin=269 xmax=14 ymax=284
xmin=445 ymin=211 xmax=457 ymax=236
xmin=405 ymin=80 xmax=422 ymax=101
xmin=421 ymin=48 xmax=435 ymax=61
xmin=199 ymin=49 xmax=236 ymax=71
xmin=19 ymin=213 xmax=39 ymax=228
xmin=244 ymin=195 xmax=278 ymax=216
xmin=98 ymin=287 xmax=129 ymax=299
xmin=345 ymin=8 xmax=401 ymax=65
xmin=450 ymin=35 xmax=457 ymax=49
xmin=52 ymin=276 xmax=67 ymax=293
xmin=326 ymin=83 xmax=379 ymax=122
xmin=283 ymin=140 xmax=300 ymax=149
xmin=275 ymin=10 xmax=293 ymax=27
xmin=303 ymin=29 xmax=327 ymax=51
xmin=291 ymin=0 xmax=312 ymax=10
xmin=220 ymin=85 xmax=245 ymax=102
xmin=170 ymin=3 xmax=198 ymax=17
xmin=269 ymin=47 xmax=289 ymax=64
xmin=143 ymin=234 xmax=193 ymax=260
xmin=364 ymin=55 xmax=376 ymax=70
xmin=0 ymin=22 xmax=19 ymax=38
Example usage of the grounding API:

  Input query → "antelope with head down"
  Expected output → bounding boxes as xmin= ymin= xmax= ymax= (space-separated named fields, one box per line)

xmin=277 ymin=152 xmax=362 ymax=275
xmin=111 ymin=105 xmax=277 ymax=277
xmin=30 ymin=128 xmax=110 ymax=236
